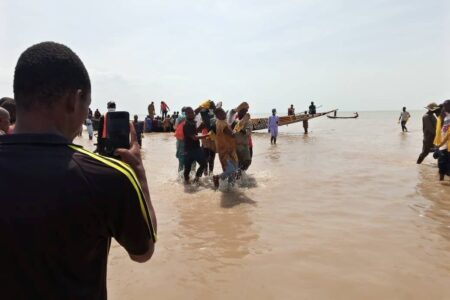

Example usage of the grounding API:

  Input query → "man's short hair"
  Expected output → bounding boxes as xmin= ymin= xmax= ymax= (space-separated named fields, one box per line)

xmin=107 ymin=101 xmax=116 ymax=109
xmin=13 ymin=41 xmax=91 ymax=111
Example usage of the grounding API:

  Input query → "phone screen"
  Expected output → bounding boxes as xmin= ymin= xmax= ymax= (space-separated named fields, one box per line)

xmin=105 ymin=112 xmax=130 ymax=157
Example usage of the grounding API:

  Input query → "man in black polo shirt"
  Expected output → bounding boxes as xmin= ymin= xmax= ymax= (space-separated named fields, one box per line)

xmin=0 ymin=42 xmax=157 ymax=299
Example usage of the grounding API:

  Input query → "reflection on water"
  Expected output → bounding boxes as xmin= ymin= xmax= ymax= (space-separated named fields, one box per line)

xmin=266 ymin=144 xmax=281 ymax=161
xmin=221 ymin=189 xmax=257 ymax=208
xmin=176 ymin=192 xmax=259 ymax=272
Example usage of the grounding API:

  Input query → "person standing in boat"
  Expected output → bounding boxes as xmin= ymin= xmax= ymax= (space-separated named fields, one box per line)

xmin=303 ymin=111 xmax=309 ymax=134
xmin=288 ymin=104 xmax=295 ymax=116
xmin=148 ymin=101 xmax=155 ymax=119
xmin=417 ymin=102 xmax=440 ymax=164
xmin=308 ymin=102 xmax=316 ymax=115
xmin=268 ymin=108 xmax=279 ymax=144
xmin=161 ymin=101 xmax=170 ymax=119
xmin=398 ymin=106 xmax=411 ymax=132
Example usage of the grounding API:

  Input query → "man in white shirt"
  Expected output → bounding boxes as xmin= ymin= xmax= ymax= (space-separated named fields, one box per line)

xmin=398 ymin=106 xmax=411 ymax=132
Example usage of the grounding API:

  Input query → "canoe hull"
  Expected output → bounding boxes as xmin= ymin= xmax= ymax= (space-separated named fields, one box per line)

xmin=250 ymin=110 xmax=337 ymax=131
xmin=327 ymin=115 xmax=358 ymax=119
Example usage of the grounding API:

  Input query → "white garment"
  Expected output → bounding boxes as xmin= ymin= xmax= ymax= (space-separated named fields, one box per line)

xmin=85 ymin=118 xmax=94 ymax=136
xmin=400 ymin=111 xmax=410 ymax=122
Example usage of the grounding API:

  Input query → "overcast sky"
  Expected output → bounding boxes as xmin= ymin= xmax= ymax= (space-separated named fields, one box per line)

xmin=1 ymin=0 xmax=449 ymax=114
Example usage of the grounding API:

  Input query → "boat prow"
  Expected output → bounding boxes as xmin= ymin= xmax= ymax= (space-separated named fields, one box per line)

xmin=250 ymin=109 xmax=338 ymax=131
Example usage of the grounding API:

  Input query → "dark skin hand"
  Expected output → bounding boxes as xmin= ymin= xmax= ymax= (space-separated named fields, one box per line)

xmin=115 ymin=123 xmax=157 ymax=263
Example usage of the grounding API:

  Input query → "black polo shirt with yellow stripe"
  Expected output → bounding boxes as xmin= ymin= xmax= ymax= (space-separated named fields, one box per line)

xmin=0 ymin=134 xmax=156 ymax=299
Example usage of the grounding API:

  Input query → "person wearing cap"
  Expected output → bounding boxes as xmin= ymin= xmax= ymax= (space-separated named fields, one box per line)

xmin=417 ymin=102 xmax=440 ymax=164
xmin=268 ymin=108 xmax=279 ymax=144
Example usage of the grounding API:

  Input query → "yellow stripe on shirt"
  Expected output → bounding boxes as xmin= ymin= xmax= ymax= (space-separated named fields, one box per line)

xmin=68 ymin=145 xmax=157 ymax=242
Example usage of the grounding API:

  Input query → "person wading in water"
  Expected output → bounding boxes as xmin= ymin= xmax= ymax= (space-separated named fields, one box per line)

xmin=417 ymin=102 xmax=440 ymax=164
xmin=268 ymin=108 xmax=279 ymax=144
xmin=398 ymin=106 xmax=411 ymax=132
xmin=183 ymin=107 xmax=208 ymax=184
xmin=213 ymin=108 xmax=238 ymax=188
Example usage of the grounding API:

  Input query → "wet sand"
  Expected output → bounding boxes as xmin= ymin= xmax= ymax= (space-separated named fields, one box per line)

xmin=75 ymin=111 xmax=450 ymax=299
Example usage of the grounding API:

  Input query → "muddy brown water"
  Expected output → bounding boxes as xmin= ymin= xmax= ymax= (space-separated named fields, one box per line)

xmin=74 ymin=111 xmax=450 ymax=299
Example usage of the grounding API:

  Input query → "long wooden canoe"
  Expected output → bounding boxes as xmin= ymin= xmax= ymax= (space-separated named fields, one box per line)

xmin=250 ymin=109 xmax=337 ymax=131
xmin=327 ymin=113 xmax=358 ymax=119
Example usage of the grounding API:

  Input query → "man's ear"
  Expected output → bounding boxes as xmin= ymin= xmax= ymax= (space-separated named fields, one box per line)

xmin=64 ymin=90 xmax=80 ymax=113
xmin=65 ymin=89 xmax=85 ymax=113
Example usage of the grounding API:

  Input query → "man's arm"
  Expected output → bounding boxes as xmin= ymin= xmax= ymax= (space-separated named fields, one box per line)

xmin=115 ymin=124 xmax=157 ymax=263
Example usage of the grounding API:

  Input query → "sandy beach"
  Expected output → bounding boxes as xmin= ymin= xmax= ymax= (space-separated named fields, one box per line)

xmin=74 ymin=111 xmax=450 ymax=299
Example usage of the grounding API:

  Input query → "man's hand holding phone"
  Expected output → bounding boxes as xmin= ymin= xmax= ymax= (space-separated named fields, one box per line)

xmin=114 ymin=123 xmax=142 ymax=171
xmin=115 ymin=123 xmax=157 ymax=250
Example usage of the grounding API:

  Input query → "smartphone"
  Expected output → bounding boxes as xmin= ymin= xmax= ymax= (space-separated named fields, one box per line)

xmin=104 ymin=111 xmax=130 ymax=158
